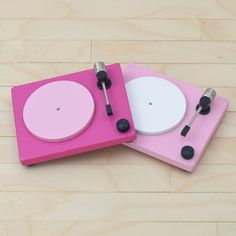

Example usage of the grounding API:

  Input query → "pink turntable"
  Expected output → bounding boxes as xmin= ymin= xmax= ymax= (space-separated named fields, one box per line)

xmin=12 ymin=63 xmax=136 ymax=165
xmin=123 ymin=64 xmax=229 ymax=172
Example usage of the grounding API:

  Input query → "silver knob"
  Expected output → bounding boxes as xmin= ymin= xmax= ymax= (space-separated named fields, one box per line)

xmin=94 ymin=62 xmax=106 ymax=74
xmin=203 ymin=88 xmax=216 ymax=102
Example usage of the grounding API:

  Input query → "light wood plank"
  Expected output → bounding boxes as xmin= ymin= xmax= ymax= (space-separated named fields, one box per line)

xmin=0 ymin=0 xmax=235 ymax=19
xmin=142 ymin=64 xmax=236 ymax=87
xmin=218 ymin=223 xmax=236 ymax=236
xmin=0 ymin=137 xmax=18 ymax=164
xmin=0 ymin=164 xmax=169 ymax=192
xmin=216 ymin=88 xmax=236 ymax=111
xmin=0 ymin=221 xmax=217 ymax=236
xmin=92 ymin=41 xmax=236 ymax=63
xmin=201 ymin=20 xmax=236 ymax=41
xmin=0 ymin=19 xmax=200 ymax=40
xmin=170 ymin=165 xmax=236 ymax=192
xmin=0 ymin=41 xmax=91 ymax=62
xmin=1 ymin=63 xmax=236 ymax=87
xmin=215 ymin=112 xmax=236 ymax=137
xmin=0 ymin=192 xmax=235 ymax=221
xmin=0 ymin=87 xmax=11 ymax=111
xmin=201 ymin=138 xmax=236 ymax=164
xmin=0 ymin=111 xmax=15 ymax=136
xmin=2 ymin=111 xmax=234 ymax=137
xmin=0 ymin=63 xmax=92 ymax=86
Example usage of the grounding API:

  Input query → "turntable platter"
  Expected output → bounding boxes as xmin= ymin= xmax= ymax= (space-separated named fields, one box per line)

xmin=23 ymin=81 xmax=95 ymax=142
xmin=126 ymin=76 xmax=186 ymax=135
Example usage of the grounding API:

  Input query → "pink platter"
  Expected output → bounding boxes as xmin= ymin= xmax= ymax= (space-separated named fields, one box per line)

xmin=23 ymin=81 xmax=95 ymax=142
xmin=11 ymin=63 xmax=136 ymax=165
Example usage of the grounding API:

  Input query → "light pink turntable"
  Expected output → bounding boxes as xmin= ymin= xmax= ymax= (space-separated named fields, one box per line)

xmin=123 ymin=64 xmax=229 ymax=172
xmin=12 ymin=63 xmax=136 ymax=165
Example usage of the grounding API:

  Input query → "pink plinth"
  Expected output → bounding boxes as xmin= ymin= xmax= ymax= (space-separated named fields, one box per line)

xmin=123 ymin=64 xmax=229 ymax=172
xmin=12 ymin=63 xmax=136 ymax=165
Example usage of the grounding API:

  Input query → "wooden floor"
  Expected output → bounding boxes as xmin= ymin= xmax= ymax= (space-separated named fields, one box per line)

xmin=1 ymin=0 xmax=236 ymax=235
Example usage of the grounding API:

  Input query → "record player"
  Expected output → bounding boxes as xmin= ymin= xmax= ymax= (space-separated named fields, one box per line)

xmin=123 ymin=63 xmax=229 ymax=172
xmin=11 ymin=62 xmax=136 ymax=165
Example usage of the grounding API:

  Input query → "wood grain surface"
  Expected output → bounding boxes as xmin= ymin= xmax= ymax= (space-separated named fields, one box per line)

xmin=0 ymin=0 xmax=236 ymax=235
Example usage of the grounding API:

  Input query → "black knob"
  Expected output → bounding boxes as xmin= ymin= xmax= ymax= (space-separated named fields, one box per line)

xmin=181 ymin=146 xmax=195 ymax=160
xmin=116 ymin=119 xmax=130 ymax=133
xmin=96 ymin=71 xmax=112 ymax=89
xmin=196 ymin=96 xmax=211 ymax=115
